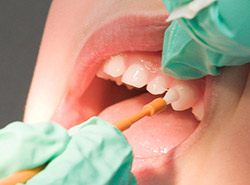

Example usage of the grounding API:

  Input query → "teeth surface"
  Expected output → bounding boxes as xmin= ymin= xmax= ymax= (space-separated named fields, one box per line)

xmin=103 ymin=55 xmax=126 ymax=77
xmin=121 ymin=64 xmax=148 ymax=88
xmin=96 ymin=64 xmax=108 ymax=79
xmin=146 ymin=76 xmax=168 ymax=95
xmin=171 ymin=81 xmax=202 ymax=111
xmin=163 ymin=88 xmax=180 ymax=104
xmin=96 ymin=53 xmax=204 ymax=121
xmin=192 ymin=99 xmax=204 ymax=121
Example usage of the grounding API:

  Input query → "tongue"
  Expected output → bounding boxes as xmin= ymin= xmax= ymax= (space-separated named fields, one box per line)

xmin=98 ymin=93 xmax=198 ymax=158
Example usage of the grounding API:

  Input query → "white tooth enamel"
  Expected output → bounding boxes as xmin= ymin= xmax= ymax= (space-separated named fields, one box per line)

xmin=163 ymin=88 xmax=180 ymax=104
xmin=146 ymin=76 xmax=168 ymax=95
xmin=97 ymin=64 xmax=109 ymax=79
xmin=103 ymin=55 xmax=126 ymax=77
xmin=121 ymin=63 xmax=148 ymax=88
xmin=171 ymin=81 xmax=201 ymax=111
xmin=192 ymin=99 xmax=204 ymax=121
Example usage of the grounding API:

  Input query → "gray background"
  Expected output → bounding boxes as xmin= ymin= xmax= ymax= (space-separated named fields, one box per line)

xmin=0 ymin=1 xmax=51 ymax=128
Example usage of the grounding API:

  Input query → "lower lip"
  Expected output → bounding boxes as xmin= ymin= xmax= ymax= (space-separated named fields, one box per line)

xmin=52 ymin=76 xmax=206 ymax=184
xmin=52 ymin=78 xmax=207 ymax=184
xmin=97 ymin=92 xmax=201 ymax=184
xmin=129 ymin=118 xmax=205 ymax=184
xmin=52 ymin=78 xmax=206 ymax=184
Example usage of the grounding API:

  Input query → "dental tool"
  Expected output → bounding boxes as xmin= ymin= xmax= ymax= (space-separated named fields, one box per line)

xmin=113 ymin=88 xmax=179 ymax=131
xmin=0 ymin=89 xmax=179 ymax=185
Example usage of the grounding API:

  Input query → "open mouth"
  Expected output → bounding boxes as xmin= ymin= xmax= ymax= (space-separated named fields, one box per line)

xmin=26 ymin=14 xmax=207 ymax=184
xmin=51 ymin=15 xmax=205 ymax=181
xmin=52 ymin=48 xmax=205 ymax=173
xmin=95 ymin=51 xmax=205 ymax=161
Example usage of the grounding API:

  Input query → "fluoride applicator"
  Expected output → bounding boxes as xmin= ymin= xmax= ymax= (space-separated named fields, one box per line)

xmin=0 ymin=89 xmax=179 ymax=185
xmin=113 ymin=88 xmax=179 ymax=131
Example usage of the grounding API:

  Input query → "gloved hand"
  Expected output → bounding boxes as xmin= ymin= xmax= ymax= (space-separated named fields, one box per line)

xmin=0 ymin=117 xmax=136 ymax=185
xmin=0 ymin=121 xmax=70 ymax=179
xmin=161 ymin=0 xmax=250 ymax=80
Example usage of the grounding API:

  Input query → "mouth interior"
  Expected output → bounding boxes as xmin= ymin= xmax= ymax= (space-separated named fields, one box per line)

xmin=52 ymin=50 xmax=201 ymax=165
xmin=53 ymin=71 xmax=200 ymax=159
xmin=96 ymin=79 xmax=199 ymax=159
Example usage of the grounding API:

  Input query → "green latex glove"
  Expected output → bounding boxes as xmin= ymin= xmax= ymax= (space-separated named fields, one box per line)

xmin=13 ymin=117 xmax=136 ymax=185
xmin=0 ymin=121 xmax=70 ymax=179
xmin=162 ymin=0 xmax=250 ymax=80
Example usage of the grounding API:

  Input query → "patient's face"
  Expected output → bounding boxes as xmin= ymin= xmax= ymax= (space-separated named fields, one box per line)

xmin=24 ymin=0 xmax=250 ymax=184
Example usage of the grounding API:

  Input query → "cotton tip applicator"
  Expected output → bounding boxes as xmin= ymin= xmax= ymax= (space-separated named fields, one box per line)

xmin=163 ymin=88 xmax=180 ymax=104
xmin=113 ymin=88 xmax=180 ymax=131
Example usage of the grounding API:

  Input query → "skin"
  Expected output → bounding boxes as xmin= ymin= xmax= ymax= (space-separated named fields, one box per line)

xmin=24 ymin=0 xmax=250 ymax=184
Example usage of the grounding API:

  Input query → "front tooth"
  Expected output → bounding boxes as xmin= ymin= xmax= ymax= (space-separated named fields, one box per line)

xmin=171 ymin=81 xmax=202 ymax=111
xmin=163 ymin=88 xmax=180 ymax=104
xmin=146 ymin=76 xmax=168 ymax=95
xmin=96 ymin=64 xmax=109 ymax=79
xmin=121 ymin=64 xmax=148 ymax=88
xmin=192 ymin=99 xmax=204 ymax=121
xmin=103 ymin=55 xmax=126 ymax=77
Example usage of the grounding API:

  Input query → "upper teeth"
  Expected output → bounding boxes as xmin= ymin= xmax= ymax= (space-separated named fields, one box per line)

xmin=103 ymin=55 xmax=126 ymax=78
xmin=170 ymin=80 xmax=203 ymax=111
xmin=121 ymin=63 xmax=148 ymax=88
xmin=146 ymin=76 xmax=168 ymax=95
xmin=97 ymin=53 xmax=171 ymax=95
xmin=192 ymin=99 xmax=204 ymax=121
xmin=96 ymin=53 xmax=204 ymax=120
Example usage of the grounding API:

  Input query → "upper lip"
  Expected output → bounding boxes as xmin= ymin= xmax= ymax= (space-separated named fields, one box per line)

xmin=66 ymin=14 xmax=170 ymax=98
